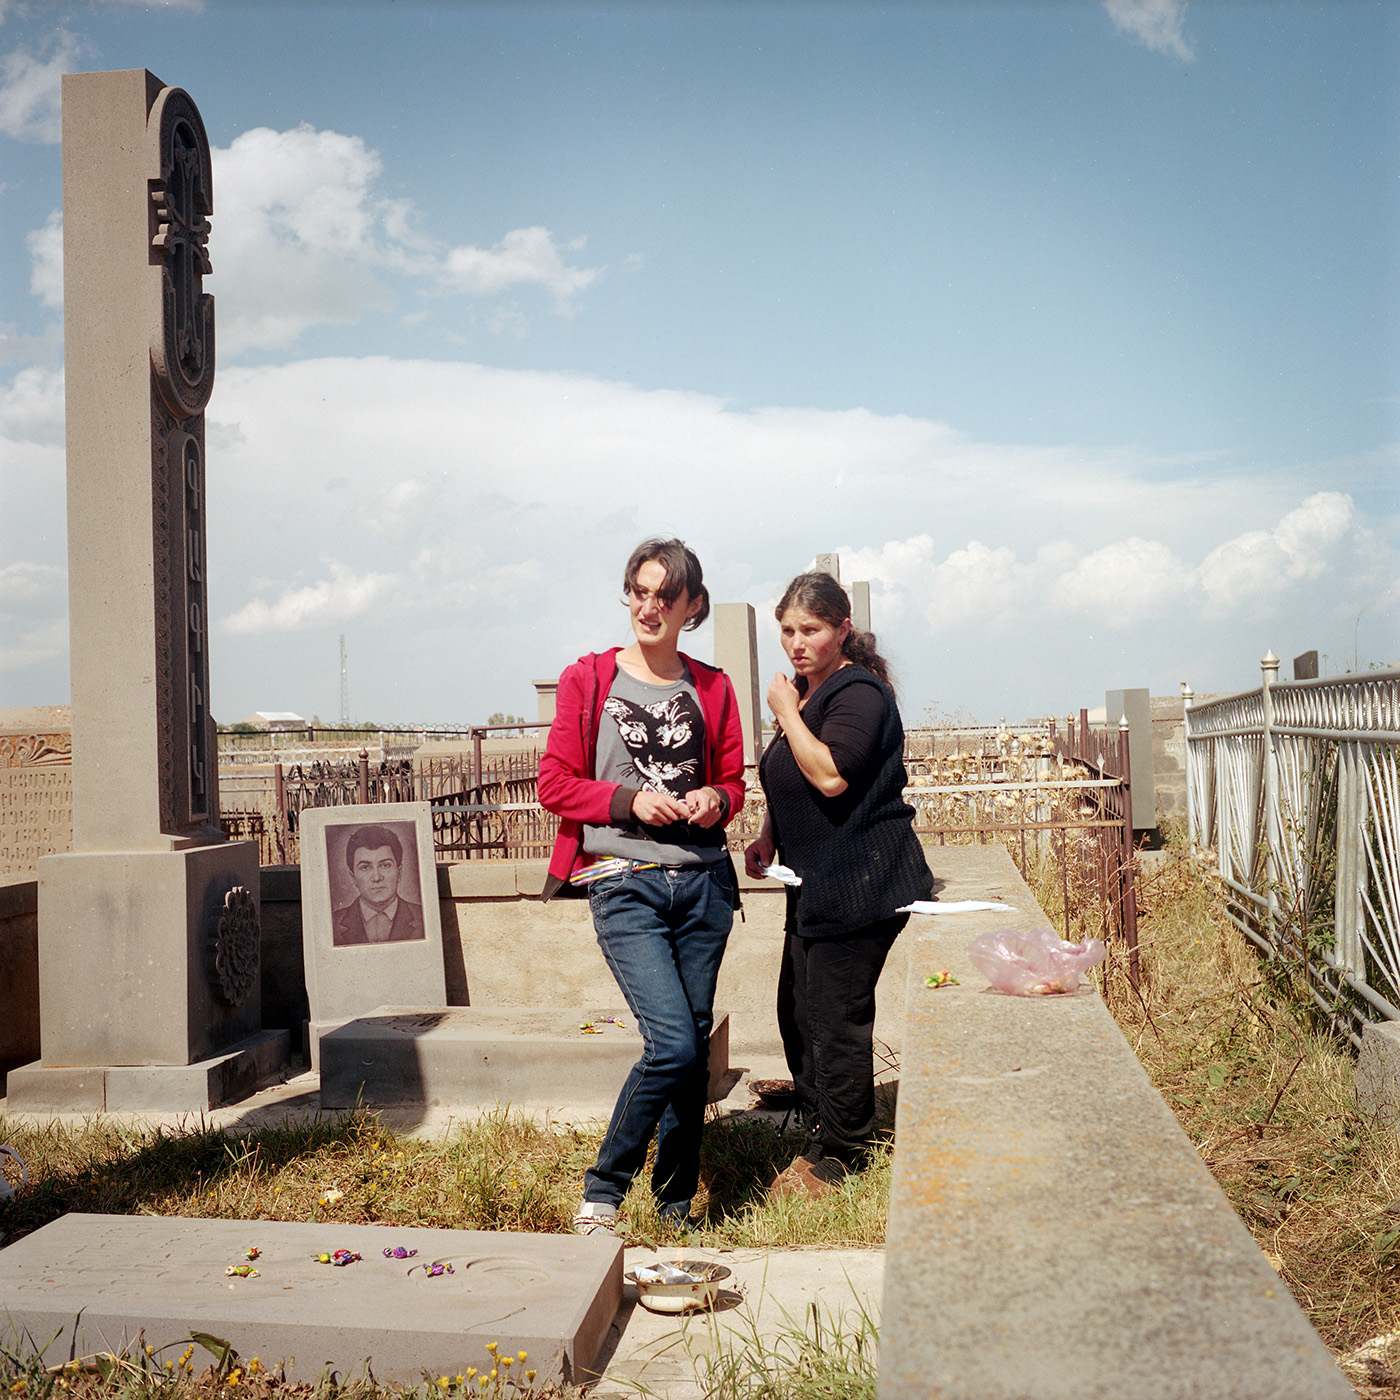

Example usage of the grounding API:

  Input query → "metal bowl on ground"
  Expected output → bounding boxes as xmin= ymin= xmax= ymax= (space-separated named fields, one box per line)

xmin=625 ymin=1259 xmax=732 ymax=1313
xmin=748 ymin=1077 xmax=797 ymax=1107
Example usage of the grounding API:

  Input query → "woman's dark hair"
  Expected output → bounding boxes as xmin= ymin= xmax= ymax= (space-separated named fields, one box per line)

xmin=622 ymin=538 xmax=710 ymax=631
xmin=775 ymin=571 xmax=894 ymax=688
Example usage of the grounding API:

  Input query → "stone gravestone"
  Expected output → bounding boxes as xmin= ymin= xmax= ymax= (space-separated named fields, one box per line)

xmin=0 ymin=711 xmax=72 ymax=877
xmin=7 ymin=70 xmax=285 ymax=1113
xmin=1105 ymin=686 xmax=1156 ymax=834
xmin=298 ymin=802 xmax=446 ymax=1066
xmin=712 ymin=602 xmax=762 ymax=768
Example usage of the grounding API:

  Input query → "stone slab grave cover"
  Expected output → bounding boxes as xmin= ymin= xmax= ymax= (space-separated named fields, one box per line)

xmin=299 ymin=804 xmax=445 ymax=1061
xmin=0 ymin=1214 xmax=621 ymax=1387
xmin=320 ymin=1005 xmax=731 ymax=1109
xmin=6 ymin=70 xmax=283 ymax=1113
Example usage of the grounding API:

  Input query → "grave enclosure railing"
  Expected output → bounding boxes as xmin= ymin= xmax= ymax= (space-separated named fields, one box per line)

xmin=218 ymin=724 xmax=557 ymax=865
xmin=1185 ymin=659 xmax=1400 ymax=1047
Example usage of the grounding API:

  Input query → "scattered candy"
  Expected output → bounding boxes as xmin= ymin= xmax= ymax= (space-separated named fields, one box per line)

xmin=924 ymin=971 xmax=960 ymax=988
xmin=313 ymin=1253 xmax=332 ymax=1264
xmin=225 ymin=1265 xmax=259 ymax=1278
xmin=332 ymin=1249 xmax=360 ymax=1267
xmin=411 ymin=1260 xmax=454 ymax=1278
xmin=244 ymin=1247 xmax=260 ymax=1260
xmin=579 ymin=1015 xmax=627 ymax=1034
xmin=382 ymin=1246 xmax=418 ymax=1259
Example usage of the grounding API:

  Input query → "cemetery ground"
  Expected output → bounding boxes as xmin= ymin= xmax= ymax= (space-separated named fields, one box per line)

xmin=2 ymin=833 xmax=1397 ymax=1398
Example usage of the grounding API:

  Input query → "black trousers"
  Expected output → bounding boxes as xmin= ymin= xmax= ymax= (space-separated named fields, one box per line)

xmin=776 ymin=912 xmax=907 ymax=1168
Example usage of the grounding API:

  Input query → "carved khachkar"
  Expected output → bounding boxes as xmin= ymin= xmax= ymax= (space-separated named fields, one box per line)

xmin=208 ymin=884 xmax=260 ymax=1008
xmin=147 ymin=85 xmax=217 ymax=835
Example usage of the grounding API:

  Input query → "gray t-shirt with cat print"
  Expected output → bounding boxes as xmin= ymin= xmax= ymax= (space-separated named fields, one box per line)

xmin=583 ymin=662 xmax=725 ymax=865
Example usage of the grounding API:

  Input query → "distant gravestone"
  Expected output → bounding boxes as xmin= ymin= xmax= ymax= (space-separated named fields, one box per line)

xmin=851 ymin=580 xmax=871 ymax=635
xmin=713 ymin=602 xmax=762 ymax=767
xmin=814 ymin=553 xmax=840 ymax=581
xmin=8 ymin=70 xmax=284 ymax=1113
xmin=1105 ymin=687 xmax=1156 ymax=833
xmin=298 ymin=802 xmax=446 ymax=1063
xmin=1293 ymin=650 xmax=1319 ymax=681
xmin=0 ymin=721 xmax=72 ymax=878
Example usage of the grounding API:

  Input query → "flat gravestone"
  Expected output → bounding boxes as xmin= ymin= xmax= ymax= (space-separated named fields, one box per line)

xmin=320 ymin=1005 xmax=731 ymax=1110
xmin=0 ymin=1214 xmax=620 ymax=1387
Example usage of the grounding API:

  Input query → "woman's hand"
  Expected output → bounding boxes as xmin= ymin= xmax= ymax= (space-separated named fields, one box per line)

xmin=631 ymin=788 xmax=691 ymax=825
xmin=683 ymin=786 xmax=724 ymax=828
xmin=766 ymin=671 xmax=801 ymax=723
xmin=744 ymin=831 xmax=776 ymax=878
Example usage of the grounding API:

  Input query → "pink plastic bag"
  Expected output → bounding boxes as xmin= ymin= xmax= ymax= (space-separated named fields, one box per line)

xmin=965 ymin=927 xmax=1106 ymax=996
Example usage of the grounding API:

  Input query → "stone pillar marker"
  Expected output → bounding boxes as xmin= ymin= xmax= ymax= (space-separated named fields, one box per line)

xmin=9 ymin=69 xmax=285 ymax=1112
xmin=851 ymin=580 xmax=871 ymax=635
xmin=713 ymin=603 xmax=762 ymax=768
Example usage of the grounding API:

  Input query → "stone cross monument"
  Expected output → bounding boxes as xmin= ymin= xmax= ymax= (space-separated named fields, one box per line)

xmin=8 ymin=70 xmax=286 ymax=1112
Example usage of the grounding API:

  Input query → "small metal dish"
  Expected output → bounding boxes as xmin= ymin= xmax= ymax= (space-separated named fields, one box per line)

xmin=748 ymin=1077 xmax=798 ymax=1107
xmin=625 ymin=1259 xmax=732 ymax=1313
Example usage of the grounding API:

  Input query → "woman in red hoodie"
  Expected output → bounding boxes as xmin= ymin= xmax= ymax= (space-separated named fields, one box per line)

xmin=539 ymin=538 xmax=746 ymax=1235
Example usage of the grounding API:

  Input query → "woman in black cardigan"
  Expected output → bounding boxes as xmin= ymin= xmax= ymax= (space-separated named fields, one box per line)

xmin=744 ymin=571 xmax=932 ymax=1200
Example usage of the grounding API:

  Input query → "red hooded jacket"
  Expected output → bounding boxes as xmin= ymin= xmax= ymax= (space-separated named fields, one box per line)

xmin=538 ymin=647 xmax=747 ymax=899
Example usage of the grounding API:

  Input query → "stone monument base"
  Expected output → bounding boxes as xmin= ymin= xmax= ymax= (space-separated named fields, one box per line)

xmin=5 ymin=1029 xmax=289 ymax=1113
xmin=37 ymin=839 xmax=264 ymax=1065
xmin=319 ymin=1006 xmax=731 ymax=1111
xmin=0 ymin=1213 xmax=621 ymax=1386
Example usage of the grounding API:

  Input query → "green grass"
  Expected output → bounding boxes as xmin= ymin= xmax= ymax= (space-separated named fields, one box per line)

xmin=0 ymin=1106 xmax=889 ymax=1255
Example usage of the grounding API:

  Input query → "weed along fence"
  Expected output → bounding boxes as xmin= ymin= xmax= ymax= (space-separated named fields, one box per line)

xmin=1185 ymin=657 xmax=1400 ymax=1046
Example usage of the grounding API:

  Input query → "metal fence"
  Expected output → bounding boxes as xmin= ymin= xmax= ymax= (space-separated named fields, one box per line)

xmin=1185 ymin=657 xmax=1400 ymax=1046
xmin=217 ymin=713 xmax=1141 ymax=974
xmin=218 ymin=727 xmax=556 ymax=865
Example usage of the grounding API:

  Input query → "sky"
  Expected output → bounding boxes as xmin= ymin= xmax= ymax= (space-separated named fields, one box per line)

xmin=1 ymin=0 xmax=1397 ymax=729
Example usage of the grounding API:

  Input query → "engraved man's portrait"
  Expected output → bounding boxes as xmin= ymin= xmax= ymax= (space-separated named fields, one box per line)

xmin=327 ymin=822 xmax=426 ymax=947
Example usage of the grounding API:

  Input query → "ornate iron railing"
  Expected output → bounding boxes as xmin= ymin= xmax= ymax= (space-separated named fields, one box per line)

xmin=1185 ymin=659 xmax=1400 ymax=1045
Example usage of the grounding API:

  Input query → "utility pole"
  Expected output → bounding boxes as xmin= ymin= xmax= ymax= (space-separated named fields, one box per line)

xmin=339 ymin=634 xmax=349 ymax=727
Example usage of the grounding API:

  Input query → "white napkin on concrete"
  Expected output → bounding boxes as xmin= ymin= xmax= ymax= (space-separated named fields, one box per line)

xmin=898 ymin=900 xmax=1017 ymax=915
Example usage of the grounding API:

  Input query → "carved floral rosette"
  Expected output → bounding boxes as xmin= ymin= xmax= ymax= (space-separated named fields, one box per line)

xmin=208 ymin=884 xmax=260 ymax=1008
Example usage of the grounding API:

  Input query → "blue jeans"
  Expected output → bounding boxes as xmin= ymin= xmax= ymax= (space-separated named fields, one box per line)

xmin=584 ymin=860 xmax=735 ymax=1215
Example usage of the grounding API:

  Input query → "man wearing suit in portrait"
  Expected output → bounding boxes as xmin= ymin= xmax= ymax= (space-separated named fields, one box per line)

xmin=332 ymin=824 xmax=425 ymax=946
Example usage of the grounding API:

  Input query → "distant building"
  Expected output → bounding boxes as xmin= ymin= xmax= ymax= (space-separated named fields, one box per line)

xmin=244 ymin=711 xmax=306 ymax=732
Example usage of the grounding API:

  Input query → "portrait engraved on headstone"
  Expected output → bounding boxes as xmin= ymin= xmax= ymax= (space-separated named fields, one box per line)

xmin=325 ymin=820 xmax=427 ymax=948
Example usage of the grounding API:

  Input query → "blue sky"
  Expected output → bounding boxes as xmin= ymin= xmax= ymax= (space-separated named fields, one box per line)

xmin=1 ymin=0 xmax=1396 ymax=727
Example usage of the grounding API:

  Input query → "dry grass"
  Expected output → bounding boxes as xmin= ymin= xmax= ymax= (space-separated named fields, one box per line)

xmin=1096 ymin=836 xmax=1400 ymax=1389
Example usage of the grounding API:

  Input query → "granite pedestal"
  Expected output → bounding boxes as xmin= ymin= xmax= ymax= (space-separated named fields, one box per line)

xmin=319 ymin=1006 xmax=730 ymax=1111
xmin=0 ymin=1214 xmax=621 ymax=1386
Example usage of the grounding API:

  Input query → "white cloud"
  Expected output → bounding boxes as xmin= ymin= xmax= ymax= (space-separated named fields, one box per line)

xmin=1198 ymin=492 xmax=1354 ymax=611
xmin=1104 ymin=0 xmax=1193 ymax=61
xmin=0 ymin=560 xmax=63 ymax=603
xmin=0 ymin=616 xmax=66 ymax=670
xmin=1053 ymin=537 xmax=1191 ymax=624
xmin=210 ymin=125 xmax=401 ymax=354
xmin=0 ymin=364 xmax=63 ymax=445
xmin=25 ymin=209 xmax=61 ymax=308
xmin=197 ymin=126 xmax=605 ymax=353
xmin=0 ymin=29 xmax=81 ymax=142
xmin=441 ymin=227 xmax=601 ymax=310
xmin=220 ymin=560 xmax=399 ymax=633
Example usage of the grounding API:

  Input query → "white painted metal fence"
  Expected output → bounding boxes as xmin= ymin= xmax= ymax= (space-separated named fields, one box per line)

xmin=1185 ymin=656 xmax=1400 ymax=1045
